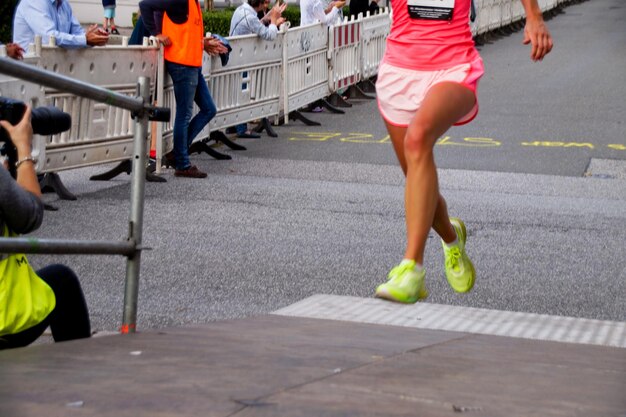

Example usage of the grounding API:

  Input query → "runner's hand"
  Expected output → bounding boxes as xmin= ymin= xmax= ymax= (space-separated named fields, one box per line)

xmin=523 ymin=17 xmax=553 ymax=61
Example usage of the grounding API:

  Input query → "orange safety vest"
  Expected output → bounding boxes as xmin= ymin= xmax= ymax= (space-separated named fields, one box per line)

xmin=162 ymin=0 xmax=204 ymax=67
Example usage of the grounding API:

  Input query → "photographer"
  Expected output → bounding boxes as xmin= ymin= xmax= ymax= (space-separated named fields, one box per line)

xmin=0 ymin=106 xmax=91 ymax=350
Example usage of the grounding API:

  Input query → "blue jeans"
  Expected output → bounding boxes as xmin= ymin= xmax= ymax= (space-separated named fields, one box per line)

xmin=235 ymin=123 xmax=247 ymax=135
xmin=166 ymin=62 xmax=217 ymax=170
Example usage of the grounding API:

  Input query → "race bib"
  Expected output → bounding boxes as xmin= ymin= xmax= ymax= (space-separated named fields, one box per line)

xmin=407 ymin=0 xmax=454 ymax=20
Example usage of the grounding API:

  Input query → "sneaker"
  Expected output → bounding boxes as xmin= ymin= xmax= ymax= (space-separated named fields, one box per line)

xmin=110 ymin=27 xmax=120 ymax=35
xmin=375 ymin=260 xmax=428 ymax=303
xmin=442 ymin=217 xmax=476 ymax=293
xmin=174 ymin=165 xmax=207 ymax=178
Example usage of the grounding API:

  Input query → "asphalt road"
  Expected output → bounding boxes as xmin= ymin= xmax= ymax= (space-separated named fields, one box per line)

xmin=30 ymin=0 xmax=625 ymax=334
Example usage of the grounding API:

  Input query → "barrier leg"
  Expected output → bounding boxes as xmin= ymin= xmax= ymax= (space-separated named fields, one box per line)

xmin=209 ymin=131 xmax=247 ymax=151
xmin=306 ymin=99 xmax=345 ymax=114
xmin=346 ymin=84 xmax=375 ymax=100
xmin=189 ymin=139 xmax=232 ymax=160
xmin=39 ymin=172 xmax=78 ymax=201
xmin=89 ymin=161 xmax=131 ymax=181
xmin=90 ymin=160 xmax=166 ymax=183
xmin=358 ymin=79 xmax=377 ymax=94
xmin=121 ymin=77 xmax=150 ymax=334
xmin=253 ymin=117 xmax=278 ymax=138
xmin=288 ymin=110 xmax=321 ymax=126
xmin=328 ymin=93 xmax=352 ymax=108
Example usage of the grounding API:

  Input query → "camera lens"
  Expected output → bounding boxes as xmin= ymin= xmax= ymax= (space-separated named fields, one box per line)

xmin=31 ymin=107 xmax=72 ymax=136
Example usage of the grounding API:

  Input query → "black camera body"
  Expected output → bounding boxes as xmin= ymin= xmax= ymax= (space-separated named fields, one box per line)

xmin=0 ymin=97 xmax=71 ymax=177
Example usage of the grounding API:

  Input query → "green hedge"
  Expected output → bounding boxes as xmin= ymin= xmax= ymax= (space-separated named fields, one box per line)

xmin=281 ymin=7 xmax=302 ymax=28
xmin=203 ymin=9 xmax=236 ymax=37
xmin=0 ymin=0 xmax=19 ymax=44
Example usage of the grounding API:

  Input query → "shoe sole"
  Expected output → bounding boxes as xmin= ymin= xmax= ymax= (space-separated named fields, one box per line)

xmin=448 ymin=257 xmax=475 ymax=293
xmin=375 ymin=285 xmax=428 ymax=304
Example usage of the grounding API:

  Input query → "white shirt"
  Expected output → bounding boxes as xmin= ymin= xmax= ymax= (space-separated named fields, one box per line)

xmin=13 ymin=0 xmax=87 ymax=49
xmin=229 ymin=2 xmax=278 ymax=40
xmin=300 ymin=0 xmax=341 ymax=26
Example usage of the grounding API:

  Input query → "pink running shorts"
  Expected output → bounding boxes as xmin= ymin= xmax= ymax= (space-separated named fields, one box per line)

xmin=377 ymin=57 xmax=485 ymax=127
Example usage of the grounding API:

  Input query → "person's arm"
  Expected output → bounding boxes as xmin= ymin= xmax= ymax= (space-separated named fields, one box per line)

xmin=14 ymin=0 xmax=89 ymax=49
xmin=251 ymin=9 xmax=279 ymax=41
xmin=0 ymin=106 xmax=44 ymax=234
xmin=520 ymin=0 xmax=553 ymax=61
xmin=139 ymin=0 xmax=187 ymax=45
xmin=315 ymin=0 xmax=344 ymax=25
xmin=139 ymin=0 xmax=187 ymax=35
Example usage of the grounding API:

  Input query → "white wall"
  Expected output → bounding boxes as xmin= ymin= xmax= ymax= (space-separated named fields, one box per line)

xmin=70 ymin=0 xmax=138 ymax=28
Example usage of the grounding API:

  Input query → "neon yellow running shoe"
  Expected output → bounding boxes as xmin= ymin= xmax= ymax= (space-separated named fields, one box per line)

xmin=375 ymin=260 xmax=428 ymax=303
xmin=442 ymin=217 xmax=476 ymax=293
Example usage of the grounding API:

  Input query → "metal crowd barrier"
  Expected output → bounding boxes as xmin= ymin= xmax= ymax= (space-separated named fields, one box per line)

xmin=0 ymin=57 xmax=169 ymax=334
xmin=158 ymin=28 xmax=288 ymax=164
xmin=37 ymin=42 xmax=159 ymax=174
xmin=329 ymin=16 xmax=362 ymax=93
xmin=208 ymin=30 xmax=286 ymax=131
xmin=360 ymin=9 xmax=391 ymax=80
xmin=283 ymin=22 xmax=331 ymax=117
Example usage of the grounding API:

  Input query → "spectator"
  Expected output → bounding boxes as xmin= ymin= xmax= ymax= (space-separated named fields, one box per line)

xmin=13 ymin=0 xmax=109 ymax=50
xmin=230 ymin=0 xmax=286 ymax=139
xmin=300 ymin=0 xmax=345 ymax=26
xmin=140 ymin=0 xmax=228 ymax=178
xmin=128 ymin=10 xmax=151 ymax=46
xmin=257 ymin=0 xmax=271 ymax=23
xmin=299 ymin=0 xmax=345 ymax=112
xmin=349 ymin=0 xmax=379 ymax=18
xmin=0 ymin=106 xmax=91 ymax=350
xmin=1 ymin=43 xmax=24 ymax=60
xmin=230 ymin=0 xmax=285 ymax=42
xmin=102 ymin=0 xmax=120 ymax=34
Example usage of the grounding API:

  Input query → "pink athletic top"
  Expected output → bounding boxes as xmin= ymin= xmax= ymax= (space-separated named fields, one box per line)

xmin=384 ymin=0 xmax=480 ymax=70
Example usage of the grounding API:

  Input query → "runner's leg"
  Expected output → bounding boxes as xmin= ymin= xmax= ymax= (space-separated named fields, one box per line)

xmin=385 ymin=81 xmax=476 ymax=263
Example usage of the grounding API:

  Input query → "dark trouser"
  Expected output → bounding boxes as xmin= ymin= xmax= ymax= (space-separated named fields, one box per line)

xmin=165 ymin=62 xmax=217 ymax=170
xmin=0 ymin=264 xmax=91 ymax=350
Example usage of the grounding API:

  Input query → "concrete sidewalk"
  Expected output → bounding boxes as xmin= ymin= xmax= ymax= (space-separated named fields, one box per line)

xmin=1 ymin=295 xmax=624 ymax=417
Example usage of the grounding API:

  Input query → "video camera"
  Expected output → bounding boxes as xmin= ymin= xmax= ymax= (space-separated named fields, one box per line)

xmin=0 ymin=97 xmax=71 ymax=177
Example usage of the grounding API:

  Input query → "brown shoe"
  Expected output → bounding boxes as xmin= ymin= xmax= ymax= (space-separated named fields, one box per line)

xmin=174 ymin=165 xmax=207 ymax=178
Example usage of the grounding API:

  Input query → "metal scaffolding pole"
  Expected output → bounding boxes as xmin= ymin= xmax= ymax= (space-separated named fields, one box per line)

xmin=0 ymin=57 xmax=169 ymax=334
xmin=121 ymin=76 xmax=150 ymax=334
